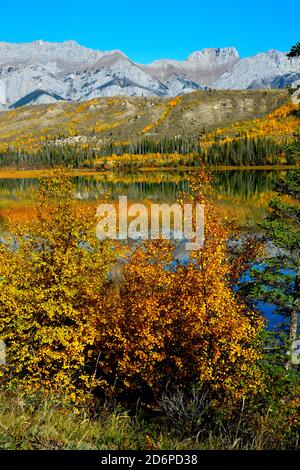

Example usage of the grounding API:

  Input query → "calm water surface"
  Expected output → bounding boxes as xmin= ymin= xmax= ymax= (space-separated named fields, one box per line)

xmin=0 ymin=168 xmax=281 ymax=212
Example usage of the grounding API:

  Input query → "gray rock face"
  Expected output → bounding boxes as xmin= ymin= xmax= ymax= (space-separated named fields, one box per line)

xmin=247 ymin=73 xmax=300 ymax=90
xmin=212 ymin=50 xmax=300 ymax=89
xmin=0 ymin=41 xmax=299 ymax=108
xmin=144 ymin=47 xmax=240 ymax=86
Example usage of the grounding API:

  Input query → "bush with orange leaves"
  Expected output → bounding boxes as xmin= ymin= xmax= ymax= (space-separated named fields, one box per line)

xmin=0 ymin=170 xmax=264 ymax=406
xmin=96 ymin=183 xmax=264 ymax=403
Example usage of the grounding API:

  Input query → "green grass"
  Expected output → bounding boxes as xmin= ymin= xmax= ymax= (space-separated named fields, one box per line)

xmin=0 ymin=390 xmax=298 ymax=450
xmin=0 ymin=392 xmax=200 ymax=450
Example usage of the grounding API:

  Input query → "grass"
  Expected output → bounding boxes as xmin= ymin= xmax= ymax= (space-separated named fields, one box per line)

xmin=0 ymin=392 xmax=206 ymax=450
xmin=0 ymin=390 xmax=298 ymax=450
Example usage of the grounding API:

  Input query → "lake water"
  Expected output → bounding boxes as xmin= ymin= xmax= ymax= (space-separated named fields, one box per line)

xmin=0 ymin=168 xmax=279 ymax=198
xmin=0 ymin=168 xmax=282 ymax=223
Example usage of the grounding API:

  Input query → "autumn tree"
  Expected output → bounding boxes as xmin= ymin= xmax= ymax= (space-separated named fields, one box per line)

xmin=95 ymin=183 xmax=264 ymax=403
xmin=0 ymin=170 xmax=114 ymax=405
xmin=0 ymin=170 xmax=265 ymax=408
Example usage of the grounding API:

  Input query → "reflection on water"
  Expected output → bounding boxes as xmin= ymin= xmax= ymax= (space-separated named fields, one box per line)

xmin=0 ymin=178 xmax=39 ymax=203
xmin=73 ymin=176 xmax=190 ymax=201
xmin=0 ymin=169 xmax=282 ymax=203
xmin=0 ymin=170 xmax=285 ymax=229
xmin=211 ymin=170 xmax=279 ymax=198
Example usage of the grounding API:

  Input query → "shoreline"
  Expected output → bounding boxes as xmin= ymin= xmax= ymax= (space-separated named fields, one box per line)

xmin=0 ymin=164 xmax=299 ymax=179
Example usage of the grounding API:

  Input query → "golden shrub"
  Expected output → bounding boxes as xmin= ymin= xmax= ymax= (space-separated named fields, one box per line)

xmin=0 ymin=170 xmax=114 ymax=405
xmin=0 ymin=171 xmax=264 ymax=406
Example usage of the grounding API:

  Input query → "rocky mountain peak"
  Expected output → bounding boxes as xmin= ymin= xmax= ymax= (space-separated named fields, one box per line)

xmin=188 ymin=47 xmax=239 ymax=63
xmin=0 ymin=41 xmax=299 ymax=108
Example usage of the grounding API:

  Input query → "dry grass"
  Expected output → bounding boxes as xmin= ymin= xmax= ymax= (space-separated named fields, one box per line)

xmin=0 ymin=390 xmax=297 ymax=450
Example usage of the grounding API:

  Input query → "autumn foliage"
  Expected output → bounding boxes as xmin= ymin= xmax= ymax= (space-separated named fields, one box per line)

xmin=0 ymin=171 xmax=114 ymax=404
xmin=97 ymin=184 xmax=264 ymax=402
xmin=0 ymin=170 xmax=264 ymax=406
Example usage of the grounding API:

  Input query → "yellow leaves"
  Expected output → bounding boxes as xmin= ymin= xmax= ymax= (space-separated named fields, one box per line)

xmin=202 ymin=103 xmax=300 ymax=151
xmin=141 ymin=124 xmax=154 ymax=134
xmin=90 ymin=120 xmax=125 ymax=134
xmin=67 ymin=122 xmax=78 ymax=137
xmin=142 ymin=96 xmax=181 ymax=134
xmin=0 ymin=170 xmax=115 ymax=405
xmin=0 ymin=170 xmax=264 ymax=406
xmin=106 ymin=152 xmax=198 ymax=170
xmin=267 ymin=103 xmax=299 ymax=119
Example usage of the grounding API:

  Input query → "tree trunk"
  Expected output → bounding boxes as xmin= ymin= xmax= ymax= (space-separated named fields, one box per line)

xmin=286 ymin=267 xmax=299 ymax=369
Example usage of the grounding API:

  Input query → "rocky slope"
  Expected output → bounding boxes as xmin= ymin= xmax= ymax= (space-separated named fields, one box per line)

xmin=213 ymin=50 xmax=300 ymax=89
xmin=0 ymin=40 xmax=299 ymax=108
xmin=0 ymin=90 xmax=289 ymax=148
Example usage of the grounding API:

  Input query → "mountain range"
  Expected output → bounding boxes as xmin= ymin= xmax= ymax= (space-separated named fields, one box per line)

xmin=0 ymin=40 xmax=299 ymax=109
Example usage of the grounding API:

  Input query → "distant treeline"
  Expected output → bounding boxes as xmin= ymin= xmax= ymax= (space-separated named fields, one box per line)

xmin=101 ymin=135 xmax=299 ymax=167
xmin=0 ymin=145 xmax=95 ymax=169
xmin=205 ymin=137 xmax=287 ymax=166
xmin=0 ymin=136 xmax=299 ymax=169
xmin=100 ymin=136 xmax=201 ymax=156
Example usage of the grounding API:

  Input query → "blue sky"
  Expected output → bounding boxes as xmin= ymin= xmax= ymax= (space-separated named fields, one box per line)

xmin=1 ymin=0 xmax=299 ymax=63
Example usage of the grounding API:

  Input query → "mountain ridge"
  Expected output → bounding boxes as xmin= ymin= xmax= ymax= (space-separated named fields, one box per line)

xmin=0 ymin=40 xmax=299 ymax=108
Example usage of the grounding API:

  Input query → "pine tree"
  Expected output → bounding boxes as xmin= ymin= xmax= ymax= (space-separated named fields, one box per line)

xmin=287 ymin=42 xmax=300 ymax=59
xmin=247 ymin=171 xmax=300 ymax=368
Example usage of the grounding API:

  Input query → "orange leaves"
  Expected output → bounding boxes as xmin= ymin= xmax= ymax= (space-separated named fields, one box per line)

xmin=0 ymin=170 xmax=264 ymax=406
xmin=94 ymin=184 xmax=264 ymax=402
xmin=168 ymin=97 xmax=181 ymax=108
